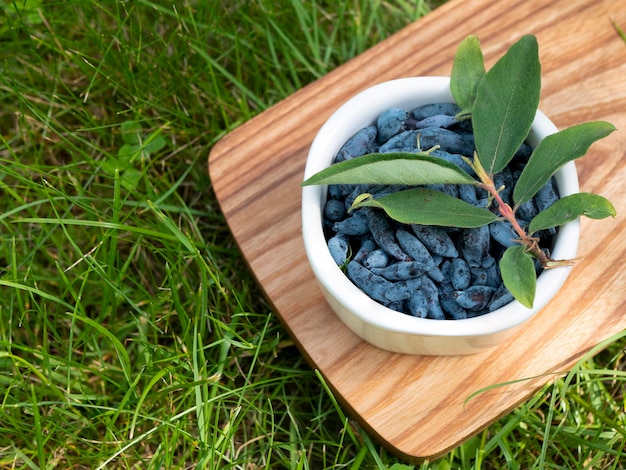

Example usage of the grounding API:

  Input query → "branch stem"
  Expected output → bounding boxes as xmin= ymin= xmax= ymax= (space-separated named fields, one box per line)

xmin=477 ymin=182 xmax=551 ymax=266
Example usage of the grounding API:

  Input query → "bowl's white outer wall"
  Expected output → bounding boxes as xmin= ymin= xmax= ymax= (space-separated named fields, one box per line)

xmin=302 ymin=77 xmax=580 ymax=355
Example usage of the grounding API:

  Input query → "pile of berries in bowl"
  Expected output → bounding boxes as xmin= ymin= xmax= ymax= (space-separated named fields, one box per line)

xmin=301 ymin=77 xmax=579 ymax=356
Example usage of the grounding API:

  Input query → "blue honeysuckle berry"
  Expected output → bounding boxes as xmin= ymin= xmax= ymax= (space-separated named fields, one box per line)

xmin=516 ymin=199 xmax=538 ymax=220
xmin=335 ymin=125 xmax=378 ymax=162
xmin=396 ymin=229 xmax=444 ymax=282
xmin=450 ymin=258 xmax=471 ymax=291
xmin=481 ymin=255 xmax=501 ymax=288
xmin=488 ymin=283 xmax=515 ymax=312
xmin=534 ymin=177 xmax=559 ymax=211
xmin=460 ymin=225 xmax=490 ymax=268
xmin=347 ymin=261 xmax=410 ymax=303
xmin=410 ymin=103 xmax=461 ymax=120
xmin=489 ymin=220 xmax=519 ymax=248
xmin=411 ymin=224 xmax=459 ymax=258
xmin=327 ymin=184 xmax=346 ymax=200
xmin=362 ymin=249 xmax=389 ymax=270
xmin=376 ymin=107 xmax=408 ymax=144
xmin=439 ymin=282 xmax=469 ymax=319
xmin=327 ymin=234 xmax=349 ymax=266
xmin=371 ymin=261 xmax=431 ymax=281
xmin=332 ymin=209 xmax=370 ymax=236
xmin=366 ymin=209 xmax=411 ymax=262
xmin=419 ymin=276 xmax=446 ymax=320
xmin=458 ymin=183 xmax=479 ymax=205
xmin=352 ymin=237 xmax=377 ymax=264
xmin=407 ymin=114 xmax=458 ymax=130
xmin=470 ymin=266 xmax=488 ymax=286
xmin=407 ymin=290 xmax=429 ymax=318
xmin=378 ymin=130 xmax=420 ymax=153
xmin=416 ymin=127 xmax=474 ymax=156
xmin=379 ymin=127 xmax=473 ymax=156
xmin=323 ymin=198 xmax=347 ymax=222
xmin=453 ymin=286 xmax=497 ymax=311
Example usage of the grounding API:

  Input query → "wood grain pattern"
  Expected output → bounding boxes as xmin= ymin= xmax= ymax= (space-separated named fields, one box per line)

xmin=209 ymin=0 xmax=626 ymax=461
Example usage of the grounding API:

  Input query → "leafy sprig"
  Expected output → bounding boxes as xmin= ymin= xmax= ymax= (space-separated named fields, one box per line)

xmin=302 ymin=35 xmax=616 ymax=308
xmin=102 ymin=120 xmax=167 ymax=191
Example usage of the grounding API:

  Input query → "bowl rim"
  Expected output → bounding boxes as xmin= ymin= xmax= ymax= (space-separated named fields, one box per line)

xmin=302 ymin=76 xmax=579 ymax=338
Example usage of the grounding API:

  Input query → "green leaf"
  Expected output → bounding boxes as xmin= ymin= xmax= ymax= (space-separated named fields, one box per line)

xmin=121 ymin=120 xmax=143 ymax=145
xmin=302 ymin=152 xmax=475 ymax=186
xmin=118 ymin=143 xmax=139 ymax=161
xmin=528 ymin=193 xmax=616 ymax=233
xmin=450 ymin=35 xmax=486 ymax=111
xmin=350 ymin=188 xmax=498 ymax=227
xmin=500 ymin=245 xmax=536 ymax=308
xmin=473 ymin=35 xmax=541 ymax=176
xmin=118 ymin=128 xmax=166 ymax=162
xmin=101 ymin=157 xmax=127 ymax=174
xmin=141 ymin=131 xmax=166 ymax=155
xmin=120 ymin=168 xmax=141 ymax=191
xmin=513 ymin=121 xmax=616 ymax=205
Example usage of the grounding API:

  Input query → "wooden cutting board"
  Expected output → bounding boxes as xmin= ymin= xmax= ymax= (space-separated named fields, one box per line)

xmin=208 ymin=0 xmax=626 ymax=461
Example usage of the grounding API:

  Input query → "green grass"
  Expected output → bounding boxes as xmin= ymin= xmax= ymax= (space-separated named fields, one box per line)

xmin=0 ymin=1 xmax=624 ymax=468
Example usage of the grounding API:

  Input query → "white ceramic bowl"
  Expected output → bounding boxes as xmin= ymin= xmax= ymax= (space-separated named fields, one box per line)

xmin=302 ymin=77 xmax=580 ymax=356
